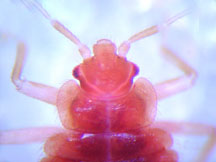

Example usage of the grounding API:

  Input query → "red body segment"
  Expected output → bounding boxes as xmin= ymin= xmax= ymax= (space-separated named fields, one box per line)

xmin=42 ymin=40 xmax=177 ymax=161
xmin=42 ymin=129 xmax=177 ymax=162
xmin=57 ymin=79 xmax=156 ymax=132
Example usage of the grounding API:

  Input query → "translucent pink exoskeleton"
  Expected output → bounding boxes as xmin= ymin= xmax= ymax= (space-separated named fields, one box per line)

xmin=0 ymin=0 xmax=216 ymax=162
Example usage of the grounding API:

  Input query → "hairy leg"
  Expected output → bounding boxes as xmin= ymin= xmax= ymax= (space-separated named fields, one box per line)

xmin=154 ymin=46 xmax=197 ymax=100
xmin=153 ymin=121 xmax=216 ymax=162
xmin=12 ymin=42 xmax=58 ymax=105
xmin=0 ymin=127 xmax=64 ymax=144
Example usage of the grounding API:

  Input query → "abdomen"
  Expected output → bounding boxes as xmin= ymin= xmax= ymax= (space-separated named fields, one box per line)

xmin=42 ymin=128 xmax=177 ymax=162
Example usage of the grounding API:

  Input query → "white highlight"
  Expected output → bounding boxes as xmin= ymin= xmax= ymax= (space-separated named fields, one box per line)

xmin=81 ymin=133 xmax=94 ymax=139
xmin=137 ymin=0 xmax=153 ymax=12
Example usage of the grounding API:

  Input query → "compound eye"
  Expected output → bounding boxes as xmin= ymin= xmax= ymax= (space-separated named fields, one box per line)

xmin=133 ymin=63 xmax=139 ymax=76
xmin=73 ymin=66 xmax=80 ymax=79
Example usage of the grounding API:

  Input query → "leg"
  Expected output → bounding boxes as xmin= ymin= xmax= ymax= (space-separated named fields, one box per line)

xmin=0 ymin=127 xmax=64 ymax=144
xmin=12 ymin=42 xmax=58 ymax=105
xmin=154 ymin=46 xmax=197 ymax=100
xmin=153 ymin=121 xmax=216 ymax=162
xmin=118 ymin=9 xmax=191 ymax=56
xmin=19 ymin=0 xmax=90 ymax=59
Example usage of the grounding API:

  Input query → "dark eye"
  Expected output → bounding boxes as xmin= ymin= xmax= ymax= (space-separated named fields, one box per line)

xmin=73 ymin=66 xmax=80 ymax=79
xmin=133 ymin=63 xmax=139 ymax=76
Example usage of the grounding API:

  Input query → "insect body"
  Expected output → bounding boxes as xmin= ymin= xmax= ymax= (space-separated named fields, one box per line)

xmin=41 ymin=39 xmax=176 ymax=161
xmin=0 ymin=1 xmax=216 ymax=162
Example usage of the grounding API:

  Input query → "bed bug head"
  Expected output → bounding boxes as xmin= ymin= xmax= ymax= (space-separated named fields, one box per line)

xmin=73 ymin=39 xmax=139 ymax=98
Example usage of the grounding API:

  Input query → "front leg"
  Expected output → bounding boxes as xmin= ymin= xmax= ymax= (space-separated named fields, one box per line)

xmin=154 ymin=45 xmax=197 ymax=100
xmin=12 ymin=42 xmax=58 ymax=105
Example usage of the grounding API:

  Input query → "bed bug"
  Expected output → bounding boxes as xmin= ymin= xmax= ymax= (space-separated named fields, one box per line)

xmin=0 ymin=0 xmax=216 ymax=162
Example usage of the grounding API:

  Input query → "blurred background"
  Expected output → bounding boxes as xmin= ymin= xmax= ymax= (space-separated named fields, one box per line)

xmin=0 ymin=0 xmax=216 ymax=161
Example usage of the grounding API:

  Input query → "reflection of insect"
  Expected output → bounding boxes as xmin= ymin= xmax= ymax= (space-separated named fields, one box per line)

xmin=0 ymin=1 xmax=216 ymax=162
